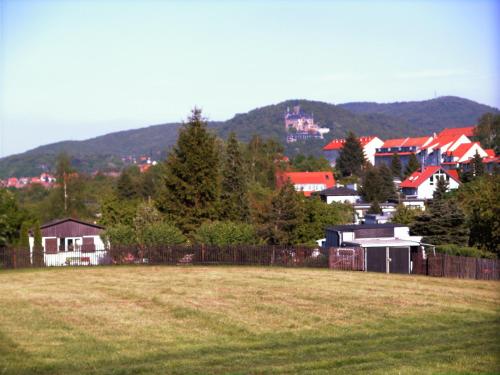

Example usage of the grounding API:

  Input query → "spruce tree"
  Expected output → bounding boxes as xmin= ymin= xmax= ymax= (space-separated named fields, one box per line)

xmin=337 ymin=131 xmax=366 ymax=177
xmin=412 ymin=180 xmax=468 ymax=246
xmin=157 ymin=108 xmax=220 ymax=234
xmin=472 ymin=151 xmax=485 ymax=177
xmin=379 ymin=164 xmax=397 ymax=201
xmin=404 ymin=153 xmax=421 ymax=178
xmin=433 ymin=176 xmax=448 ymax=200
xmin=361 ymin=165 xmax=396 ymax=203
xmin=391 ymin=153 xmax=402 ymax=178
xmin=221 ymin=133 xmax=250 ymax=221
xmin=267 ymin=182 xmax=303 ymax=245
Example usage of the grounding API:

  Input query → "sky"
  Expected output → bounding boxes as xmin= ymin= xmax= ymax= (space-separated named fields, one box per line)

xmin=0 ymin=0 xmax=499 ymax=157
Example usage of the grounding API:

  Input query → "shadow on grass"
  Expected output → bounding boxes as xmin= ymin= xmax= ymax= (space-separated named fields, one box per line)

xmin=3 ymin=313 xmax=499 ymax=375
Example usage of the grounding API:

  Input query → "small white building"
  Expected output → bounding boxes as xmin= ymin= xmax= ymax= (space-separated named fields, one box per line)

xmin=400 ymin=166 xmax=460 ymax=200
xmin=29 ymin=218 xmax=106 ymax=266
xmin=317 ymin=186 xmax=361 ymax=204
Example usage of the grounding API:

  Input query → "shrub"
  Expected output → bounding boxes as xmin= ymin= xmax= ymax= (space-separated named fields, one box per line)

xmin=435 ymin=244 xmax=497 ymax=259
xmin=142 ymin=222 xmax=186 ymax=246
xmin=101 ymin=224 xmax=136 ymax=247
xmin=195 ymin=221 xmax=259 ymax=246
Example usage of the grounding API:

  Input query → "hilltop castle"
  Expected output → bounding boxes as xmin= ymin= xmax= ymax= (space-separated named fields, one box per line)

xmin=284 ymin=105 xmax=329 ymax=143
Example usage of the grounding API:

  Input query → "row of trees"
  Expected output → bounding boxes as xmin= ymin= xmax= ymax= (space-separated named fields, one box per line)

xmin=99 ymin=109 xmax=353 ymax=247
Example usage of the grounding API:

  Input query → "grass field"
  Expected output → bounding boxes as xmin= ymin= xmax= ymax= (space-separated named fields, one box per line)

xmin=0 ymin=266 xmax=499 ymax=375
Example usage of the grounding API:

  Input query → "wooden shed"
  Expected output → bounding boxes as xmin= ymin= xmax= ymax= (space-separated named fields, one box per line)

xmin=325 ymin=224 xmax=423 ymax=274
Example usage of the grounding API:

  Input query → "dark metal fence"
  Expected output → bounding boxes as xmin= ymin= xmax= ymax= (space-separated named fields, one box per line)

xmin=0 ymin=245 xmax=328 ymax=269
xmin=411 ymin=253 xmax=499 ymax=281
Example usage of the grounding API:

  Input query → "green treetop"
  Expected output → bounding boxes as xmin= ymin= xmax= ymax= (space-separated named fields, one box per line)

xmin=336 ymin=132 xmax=366 ymax=177
xmin=220 ymin=133 xmax=250 ymax=222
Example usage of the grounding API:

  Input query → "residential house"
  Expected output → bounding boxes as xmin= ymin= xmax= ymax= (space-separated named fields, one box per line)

xmin=323 ymin=136 xmax=383 ymax=166
xmin=400 ymin=166 xmax=460 ymax=199
xmin=316 ymin=186 xmax=361 ymax=204
xmin=29 ymin=218 xmax=106 ymax=266
xmin=276 ymin=171 xmax=335 ymax=197
xmin=374 ymin=136 xmax=433 ymax=168
xmin=440 ymin=142 xmax=489 ymax=170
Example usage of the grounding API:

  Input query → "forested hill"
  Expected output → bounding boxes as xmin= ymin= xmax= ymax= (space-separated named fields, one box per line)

xmin=1 ymin=96 xmax=498 ymax=177
xmin=339 ymin=96 xmax=499 ymax=135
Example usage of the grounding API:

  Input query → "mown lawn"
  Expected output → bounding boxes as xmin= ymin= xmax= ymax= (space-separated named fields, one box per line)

xmin=0 ymin=266 xmax=499 ymax=374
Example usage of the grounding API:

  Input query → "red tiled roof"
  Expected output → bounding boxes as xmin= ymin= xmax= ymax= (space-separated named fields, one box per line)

xmin=276 ymin=171 xmax=335 ymax=196
xmin=444 ymin=142 xmax=480 ymax=159
xmin=380 ymin=136 xmax=432 ymax=149
xmin=323 ymin=136 xmax=376 ymax=150
xmin=400 ymin=166 xmax=460 ymax=188
xmin=438 ymin=126 xmax=475 ymax=138
xmin=425 ymin=134 xmax=465 ymax=151
xmin=485 ymin=149 xmax=496 ymax=158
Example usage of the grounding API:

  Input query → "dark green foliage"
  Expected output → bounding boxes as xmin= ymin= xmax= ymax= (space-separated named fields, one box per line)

xmin=290 ymin=154 xmax=332 ymax=172
xmin=433 ymin=176 xmax=449 ymax=200
xmin=117 ymin=166 xmax=142 ymax=200
xmin=0 ymin=189 xmax=26 ymax=246
xmin=404 ymin=153 xmax=421 ymax=178
xmin=342 ymin=96 xmax=499 ymax=136
xmin=221 ymin=133 xmax=250 ymax=222
xmin=101 ymin=224 xmax=136 ymax=247
xmin=337 ymin=132 xmax=366 ymax=177
xmin=457 ymin=174 xmax=500 ymax=254
xmin=32 ymin=220 xmax=44 ymax=266
xmin=361 ymin=165 xmax=396 ymax=203
xmin=194 ymin=221 xmax=258 ymax=245
xmin=435 ymin=244 xmax=496 ymax=259
xmin=157 ymin=108 xmax=220 ymax=234
xmin=411 ymin=197 xmax=469 ymax=247
xmin=264 ymin=182 xmax=303 ymax=245
xmin=473 ymin=113 xmax=500 ymax=154
xmin=99 ymin=195 xmax=139 ymax=227
xmin=18 ymin=222 xmax=30 ymax=248
xmin=472 ymin=151 xmax=485 ymax=177
xmin=391 ymin=204 xmax=423 ymax=225
xmin=391 ymin=153 xmax=402 ymax=178
xmin=367 ymin=201 xmax=382 ymax=215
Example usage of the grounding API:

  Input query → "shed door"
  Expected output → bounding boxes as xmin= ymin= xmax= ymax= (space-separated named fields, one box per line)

xmin=45 ymin=238 xmax=57 ymax=254
xmin=366 ymin=247 xmax=387 ymax=273
xmin=389 ymin=247 xmax=410 ymax=274
xmin=82 ymin=237 xmax=96 ymax=253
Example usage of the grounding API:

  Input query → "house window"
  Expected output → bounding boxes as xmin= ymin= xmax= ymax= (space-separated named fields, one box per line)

xmin=59 ymin=238 xmax=66 ymax=252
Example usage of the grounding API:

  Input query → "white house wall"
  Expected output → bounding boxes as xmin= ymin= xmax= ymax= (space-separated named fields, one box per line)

xmin=364 ymin=138 xmax=384 ymax=165
xmin=416 ymin=174 xmax=460 ymax=199
xmin=326 ymin=195 xmax=360 ymax=204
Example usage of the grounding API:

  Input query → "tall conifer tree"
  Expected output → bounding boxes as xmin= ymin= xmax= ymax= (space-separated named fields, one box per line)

xmin=391 ymin=153 xmax=402 ymax=178
xmin=336 ymin=132 xmax=366 ymax=177
xmin=266 ymin=182 xmax=303 ymax=245
xmin=157 ymin=109 xmax=220 ymax=233
xmin=221 ymin=133 xmax=250 ymax=221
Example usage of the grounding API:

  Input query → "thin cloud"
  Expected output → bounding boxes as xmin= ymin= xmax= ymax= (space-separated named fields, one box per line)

xmin=321 ymin=73 xmax=367 ymax=82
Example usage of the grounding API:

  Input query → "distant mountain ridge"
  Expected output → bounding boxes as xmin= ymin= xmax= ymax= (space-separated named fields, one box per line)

xmin=1 ymin=96 xmax=498 ymax=178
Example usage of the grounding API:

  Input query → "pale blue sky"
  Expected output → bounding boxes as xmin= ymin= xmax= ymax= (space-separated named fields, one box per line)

xmin=1 ymin=0 xmax=499 ymax=157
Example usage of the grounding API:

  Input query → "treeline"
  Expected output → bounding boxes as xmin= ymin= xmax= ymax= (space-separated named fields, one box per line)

xmin=0 ymin=109 xmax=352 ymax=248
